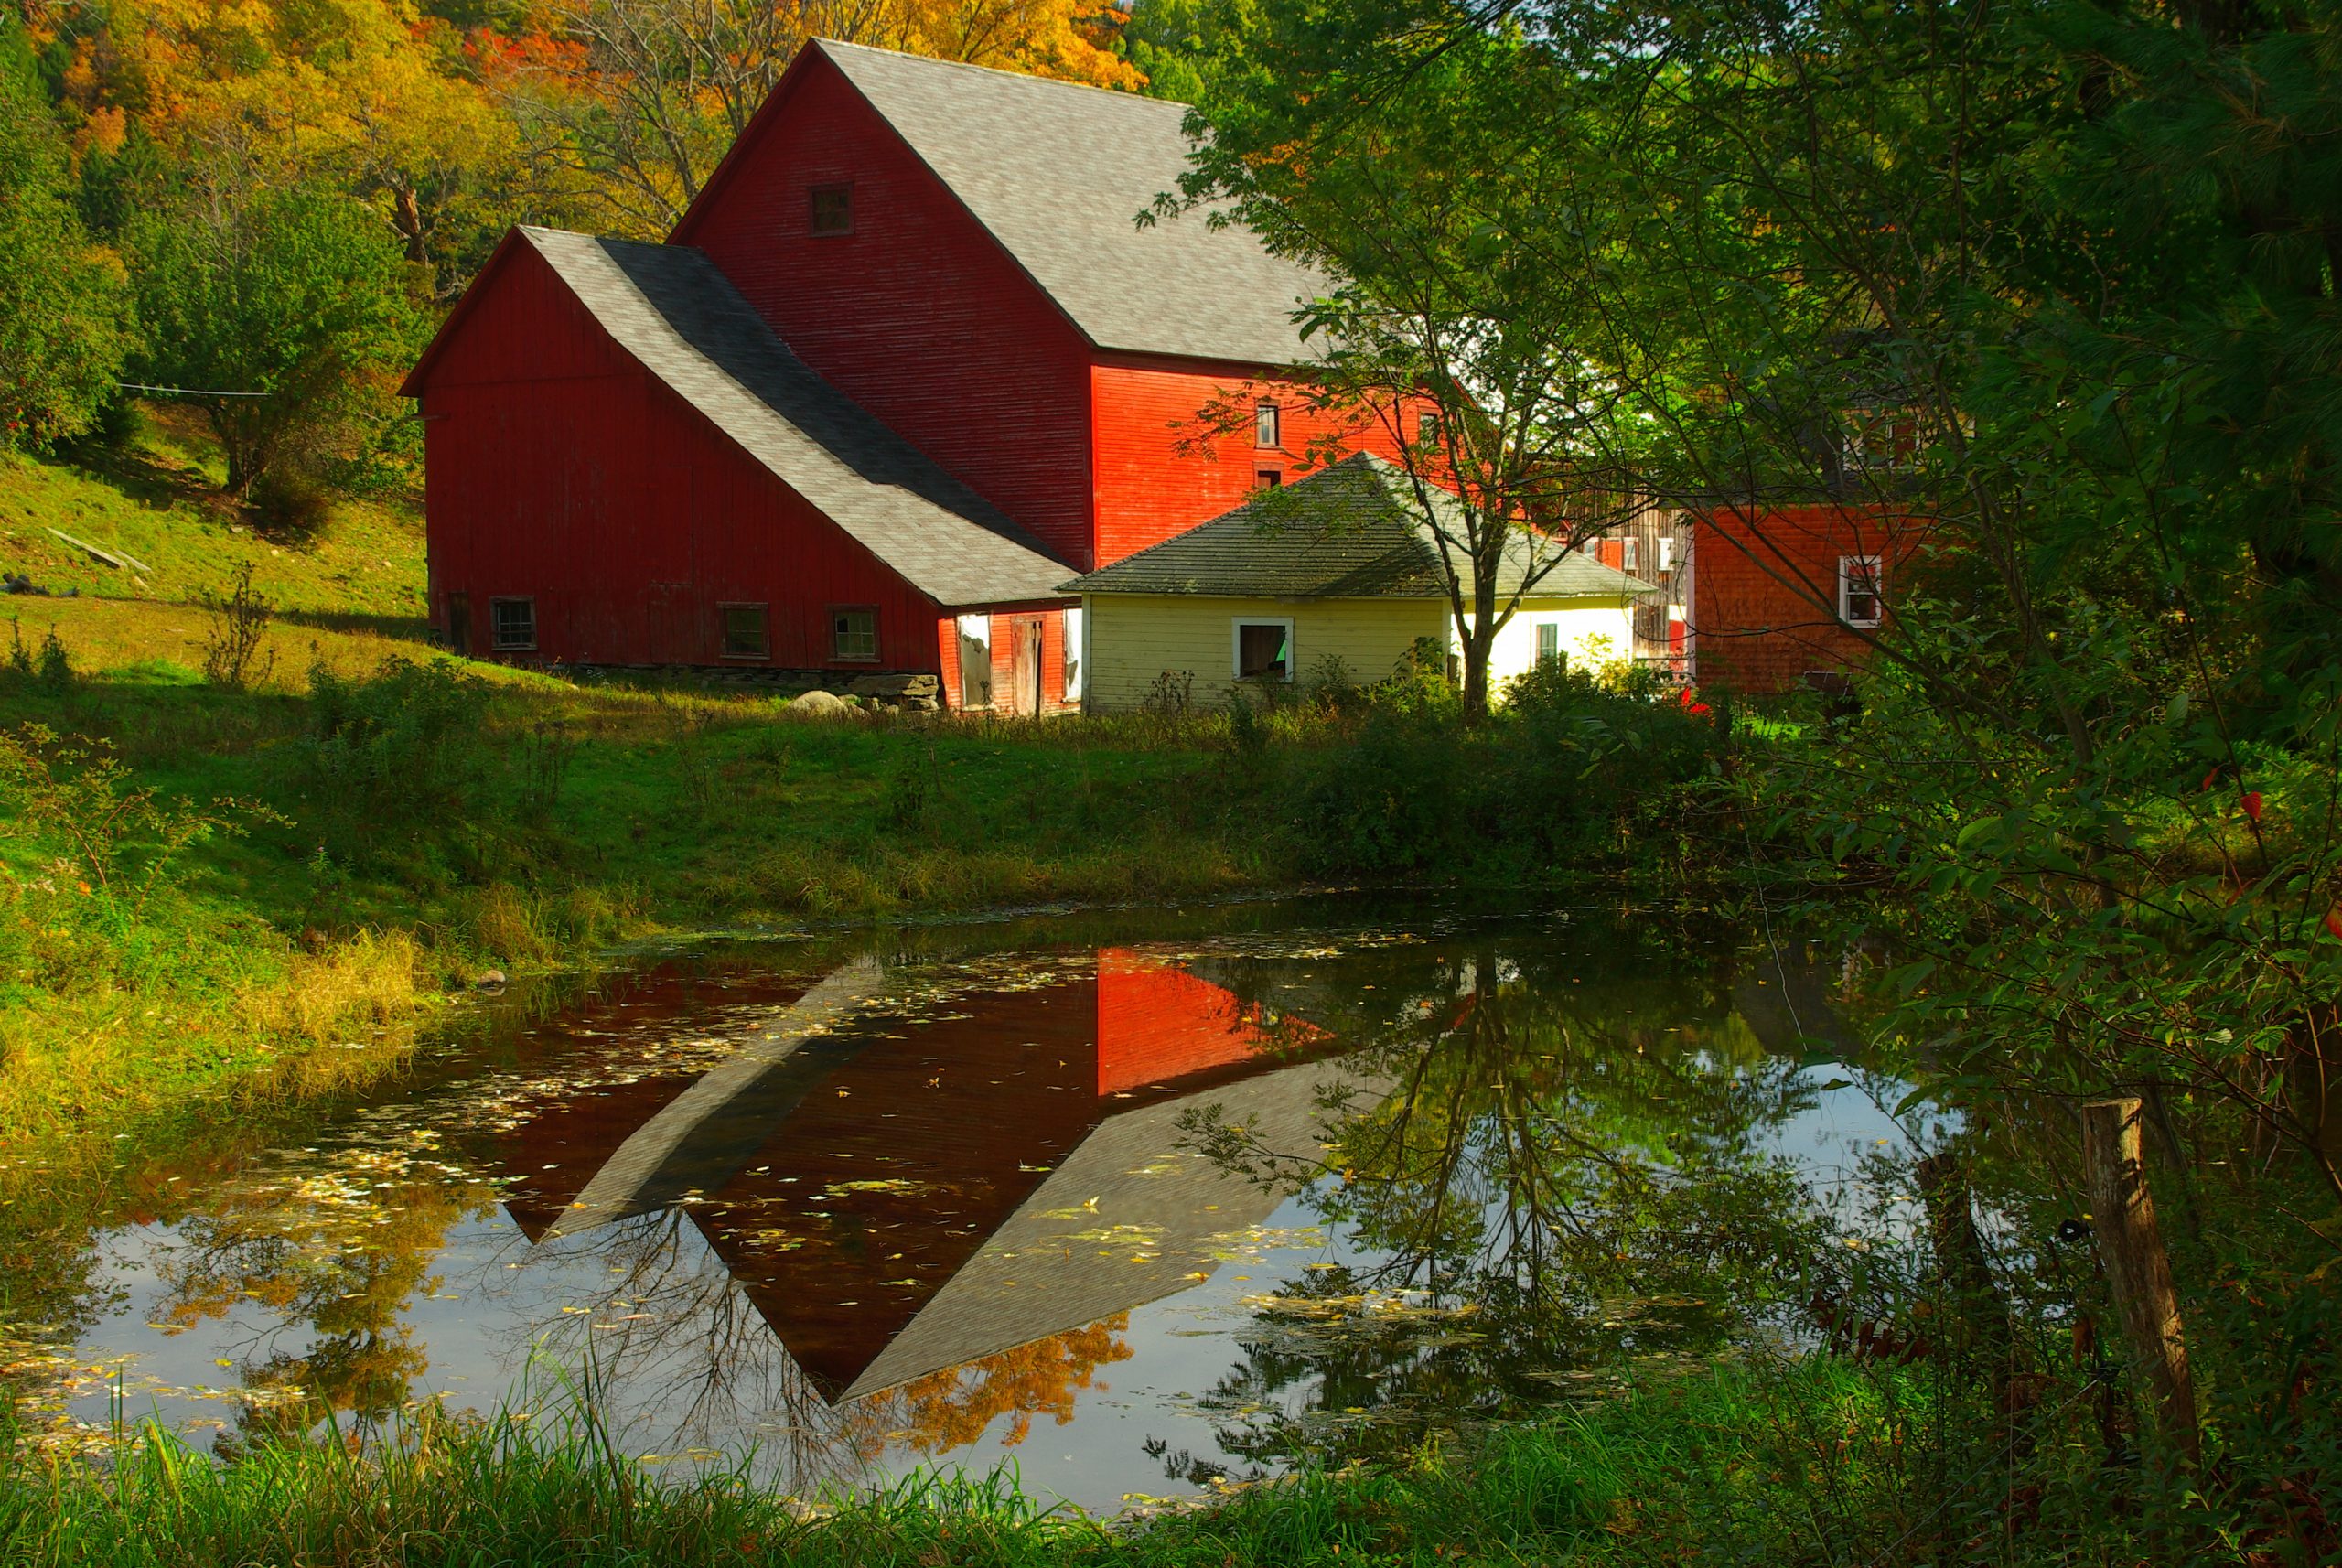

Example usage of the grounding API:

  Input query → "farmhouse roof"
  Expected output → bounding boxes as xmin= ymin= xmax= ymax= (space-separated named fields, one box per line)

xmin=509 ymin=226 xmax=1069 ymax=607
xmin=1060 ymin=453 xmax=1659 ymax=600
xmin=807 ymin=39 xmax=1332 ymax=367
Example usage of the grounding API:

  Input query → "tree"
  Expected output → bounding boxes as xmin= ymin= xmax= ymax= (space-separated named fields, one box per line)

xmin=0 ymin=17 xmax=132 ymax=451
xmin=504 ymin=0 xmax=1144 ymax=237
xmin=127 ymin=182 xmax=422 ymax=496
xmin=1179 ymin=22 xmax=1656 ymax=718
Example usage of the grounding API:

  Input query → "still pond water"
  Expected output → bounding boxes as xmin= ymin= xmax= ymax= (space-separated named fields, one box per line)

xmin=9 ymin=897 xmax=1913 ymax=1510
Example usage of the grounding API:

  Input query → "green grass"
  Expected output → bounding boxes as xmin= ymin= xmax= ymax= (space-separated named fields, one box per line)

xmin=0 ymin=405 xmax=424 ymax=618
xmin=0 ymin=1362 xmax=1951 ymax=1567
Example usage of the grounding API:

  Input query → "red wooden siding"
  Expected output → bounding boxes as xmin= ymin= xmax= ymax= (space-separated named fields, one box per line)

xmin=675 ymin=49 xmax=1099 ymax=569
xmin=1090 ymin=357 xmax=1413 ymax=566
xmin=1093 ymin=950 xmax=1269 ymax=1094
xmin=934 ymin=609 xmax=1077 ymax=714
xmin=417 ymin=242 xmax=945 ymax=671
xmin=1689 ymin=504 xmax=1927 ymax=693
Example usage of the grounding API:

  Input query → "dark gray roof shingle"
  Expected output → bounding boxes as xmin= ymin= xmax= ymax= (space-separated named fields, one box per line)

xmin=520 ymin=226 xmax=1070 ymax=607
xmin=815 ymin=39 xmax=1329 ymax=367
xmin=1060 ymin=453 xmax=1658 ymax=601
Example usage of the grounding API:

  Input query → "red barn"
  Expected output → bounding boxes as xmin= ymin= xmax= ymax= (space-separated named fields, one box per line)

xmin=403 ymin=39 xmax=1402 ymax=712
xmin=1683 ymin=503 xmax=1929 ymax=693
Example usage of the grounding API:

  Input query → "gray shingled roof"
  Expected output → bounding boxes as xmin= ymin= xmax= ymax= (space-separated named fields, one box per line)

xmin=519 ymin=226 xmax=1070 ymax=608
xmin=1061 ymin=453 xmax=1659 ymax=600
xmin=815 ymin=39 xmax=1330 ymax=367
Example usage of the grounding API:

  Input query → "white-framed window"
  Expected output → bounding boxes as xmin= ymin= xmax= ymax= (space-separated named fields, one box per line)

xmin=1622 ymin=537 xmax=1640 ymax=575
xmin=1232 ymin=618 xmax=1294 ymax=682
xmin=1062 ymin=605 xmax=1084 ymax=703
xmin=830 ymin=605 xmax=879 ymax=660
xmin=1838 ymin=555 xmax=1885 ymax=628
xmin=1658 ymin=537 xmax=1675 ymax=573
xmin=1254 ymin=401 xmax=1281 ymax=449
xmin=1535 ymin=623 xmax=1563 ymax=667
xmin=1416 ymin=410 xmax=1440 ymax=446
xmin=490 ymin=596 xmax=536 ymax=650
xmin=719 ymin=602 xmax=768 ymax=659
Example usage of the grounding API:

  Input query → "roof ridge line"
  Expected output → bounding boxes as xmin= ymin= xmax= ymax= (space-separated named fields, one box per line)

xmin=811 ymin=37 xmax=1188 ymax=110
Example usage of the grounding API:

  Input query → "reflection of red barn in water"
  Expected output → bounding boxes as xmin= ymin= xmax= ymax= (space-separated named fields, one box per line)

xmin=490 ymin=950 xmax=1348 ymax=1402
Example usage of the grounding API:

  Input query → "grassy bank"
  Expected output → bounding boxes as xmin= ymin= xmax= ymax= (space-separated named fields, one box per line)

xmin=0 ymin=1360 xmax=1997 ymax=1568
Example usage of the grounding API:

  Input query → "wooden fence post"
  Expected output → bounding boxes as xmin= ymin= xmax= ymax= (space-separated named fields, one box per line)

xmin=2079 ymin=1097 xmax=2199 ymax=1466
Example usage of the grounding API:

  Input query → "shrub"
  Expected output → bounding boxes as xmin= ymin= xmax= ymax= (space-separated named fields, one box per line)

xmin=199 ymin=561 xmax=276 ymax=690
xmin=245 ymin=467 xmax=332 ymax=535
xmin=288 ymin=656 xmax=495 ymax=861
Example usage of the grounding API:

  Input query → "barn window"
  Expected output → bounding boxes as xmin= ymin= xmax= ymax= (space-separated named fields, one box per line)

xmin=1232 ymin=618 xmax=1293 ymax=682
xmin=810 ymin=183 xmax=854 ymax=237
xmin=1254 ymin=401 xmax=1281 ymax=448
xmin=720 ymin=603 xmax=769 ymax=659
xmin=1416 ymin=410 xmax=1439 ymax=446
xmin=1536 ymin=623 xmax=1563 ymax=667
xmin=1621 ymin=537 xmax=1640 ymax=575
xmin=831 ymin=605 xmax=878 ymax=660
xmin=1255 ymin=467 xmax=1283 ymax=489
xmin=490 ymin=596 xmax=535 ymax=651
xmin=1838 ymin=555 xmax=1884 ymax=628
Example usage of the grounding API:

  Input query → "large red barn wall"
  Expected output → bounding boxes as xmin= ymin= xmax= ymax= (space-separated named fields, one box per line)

xmin=676 ymin=52 xmax=1100 ymax=570
xmin=1090 ymin=358 xmax=1413 ymax=565
xmin=1689 ymin=505 xmax=1925 ymax=693
xmin=418 ymin=243 xmax=947 ymax=673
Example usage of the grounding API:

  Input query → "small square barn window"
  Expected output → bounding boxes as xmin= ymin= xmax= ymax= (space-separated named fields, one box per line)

xmin=810 ymin=183 xmax=854 ymax=237
xmin=1255 ymin=401 xmax=1281 ymax=449
xmin=490 ymin=596 xmax=535 ymax=651
xmin=1233 ymin=618 xmax=1293 ymax=682
xmin=1536 ymin=623 xmax=1563 ymax=667
xmin=1416 ymin=410 xmax=1440 ymax=446
xmin=1839 ymin=554 xmax=1885 ymax=628
xmin=1256 ymin=467 xmax=1283 ymax=489
xmin=721 ymin=603 xmax=769 ymax=659
xmin=831 ymin=606 xmax=878 ymax=660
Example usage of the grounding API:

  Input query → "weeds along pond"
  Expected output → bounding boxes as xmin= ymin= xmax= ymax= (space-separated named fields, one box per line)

xmin=0 ymin=895 xmax=1918 ymax=1511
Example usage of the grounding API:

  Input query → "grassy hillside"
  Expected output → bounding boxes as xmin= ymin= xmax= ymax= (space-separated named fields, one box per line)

xmin=0 ymin=405 xmax=426 ymax=620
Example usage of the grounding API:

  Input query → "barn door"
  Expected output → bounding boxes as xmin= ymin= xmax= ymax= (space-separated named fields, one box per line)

xmin=445 ymin=593 xmax=471 ymax=656
xmin=1012 ymin=617 xmax=1044 ymax=715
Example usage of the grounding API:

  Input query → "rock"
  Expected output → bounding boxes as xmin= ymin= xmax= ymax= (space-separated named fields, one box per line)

xmin=787 ymin=688 xmax=851 ymax=717
xmin=847 ymin=671 xmax=940 ymax=699
xmin=474 ymin=969 xmax=507 ymax=993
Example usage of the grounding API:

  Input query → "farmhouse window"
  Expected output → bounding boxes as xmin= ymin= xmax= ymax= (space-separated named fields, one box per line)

xmin=1233 ymin=618 xmax=1293 ymax=682
xmin=490 ymin=596 xmax=535 ymax=651
xmin=1254 ymin=401 xmax=1281 ymax=448
xmin=1658 ymin=537 xmax=1675 ymax=573
xmin=720 ymin=603 xmax=769 ymax=659
xmin=1255 ymin=467 xmax=1283 ymax=489
xmin=1536 ymin=623 xmax=1563 ymax=667
xmin=810 ymin=183 xmax=854 ymax=237
xmin=831 ymin=606 xmax=879 ymax=660
xmin=1838 ymin=555 xmax=1885 ymax=628
xmin=1622 ymin=537 xmax=1640 ymax=575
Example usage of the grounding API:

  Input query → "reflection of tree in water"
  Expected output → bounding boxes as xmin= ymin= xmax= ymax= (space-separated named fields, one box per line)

xmin=495 ymin=1210 xmax=1135 ymax=1490
xmin=843 ymin=1316 xmax=1133 ymax=1457
xmin=148 ymin=1134 xmax=495 ymax=1452
xmin=1171 ymin=930 xmax=1842 ymax=1474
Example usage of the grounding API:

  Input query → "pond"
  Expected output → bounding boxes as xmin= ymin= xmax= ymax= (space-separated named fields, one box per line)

xmin=2 ymin=896 xmax=1916 ymax=1512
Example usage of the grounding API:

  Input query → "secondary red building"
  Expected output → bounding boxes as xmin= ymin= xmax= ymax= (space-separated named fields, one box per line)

xmin=403 ymin=39 xmax=1402 ymax=712
xmin=1683 ymin=503 xmax=1930 ymax=693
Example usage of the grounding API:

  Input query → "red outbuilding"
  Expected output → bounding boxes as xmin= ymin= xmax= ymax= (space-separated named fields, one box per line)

xmin=1683 ymin=503 xmax=1930 ymax=693
xmin=403 ymin=38 xmax=1402 ymax=712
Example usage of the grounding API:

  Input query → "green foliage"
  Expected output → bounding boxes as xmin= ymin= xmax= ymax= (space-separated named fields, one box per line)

xmin=1124 ymin=0 xmax=1267 ymax=102
xmin=124 ymin=182 xmax=422 ymax=496
xmin=0 ymin=19 xmax=133 ymax=452
xmin=288 ymin=655 xmax=494 ymax=862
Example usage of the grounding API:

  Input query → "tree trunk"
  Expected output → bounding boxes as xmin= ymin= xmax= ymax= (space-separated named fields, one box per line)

xmin=2079 ymin=1097 xmax=2199 ymax=1466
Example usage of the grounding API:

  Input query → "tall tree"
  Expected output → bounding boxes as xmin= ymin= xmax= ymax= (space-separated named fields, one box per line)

xmin=127 ymin=182 xmax=422 ymax=495
xmin=0 ymin=16 xmax=132 ymax=451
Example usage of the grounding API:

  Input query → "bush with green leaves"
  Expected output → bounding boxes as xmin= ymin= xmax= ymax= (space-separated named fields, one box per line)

xmin=287 ymin=657 xmax=495 ymax=862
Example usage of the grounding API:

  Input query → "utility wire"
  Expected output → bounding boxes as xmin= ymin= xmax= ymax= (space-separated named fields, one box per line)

xmin=115 ymin=381 xmax=271 ymax=398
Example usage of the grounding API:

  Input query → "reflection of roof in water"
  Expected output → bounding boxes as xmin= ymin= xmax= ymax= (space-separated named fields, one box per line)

xmin=489 ymin=948 xmax=1371 ymax=1402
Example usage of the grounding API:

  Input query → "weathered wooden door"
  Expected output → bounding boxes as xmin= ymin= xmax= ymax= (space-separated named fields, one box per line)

xmin=1012 ymin=617 xmax=1044 ymax=715
xmin=445 ymin=593 xmax=471 ymax=656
